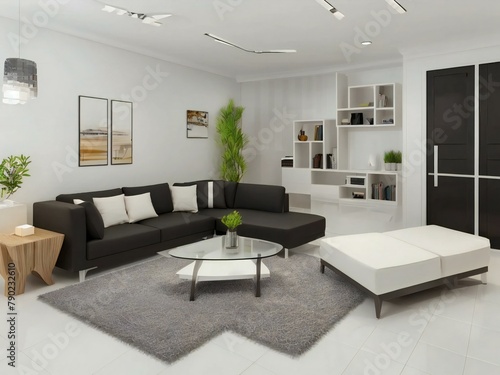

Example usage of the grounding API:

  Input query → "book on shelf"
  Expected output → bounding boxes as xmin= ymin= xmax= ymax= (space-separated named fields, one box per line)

xmin=352 ymin=191 xmax=365 ymax=199
xmin=281 ymin=156 xmax=293 ymax=167
xmin=312 ymin=153 xmax=323 ymax=169
xmin=314 ymin=125 xmax=323 ymax=141
xmin=326 ymin=153 xmax=334 ymax=169
xmin=371 ymin=182 xmax=396 ymax=201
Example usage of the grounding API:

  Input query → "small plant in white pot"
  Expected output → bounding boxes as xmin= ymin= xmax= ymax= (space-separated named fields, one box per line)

xmin=221 ymin=210 xmax=242 ymax=248
xmin=0 ymin=154 xmax=31 ymax=202
xmin=394 ymin=151 xmax=402 ymax=171
xmin=383 ymin=151 xmax=396 ymax=171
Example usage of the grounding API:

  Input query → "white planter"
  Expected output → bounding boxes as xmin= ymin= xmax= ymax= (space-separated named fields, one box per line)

xmin=396 ymin=163 xmax=402 ymax=171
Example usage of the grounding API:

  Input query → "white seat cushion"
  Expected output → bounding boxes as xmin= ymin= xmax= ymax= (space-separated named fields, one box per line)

xmin=385 ymin=225 xmax=491 ymax=277
xmin=320 ymin=233 xmax=441 ymax=295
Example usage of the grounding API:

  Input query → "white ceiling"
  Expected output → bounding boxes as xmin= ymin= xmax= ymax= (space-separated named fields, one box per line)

xmin=2 ymin=0 xmax=500 ymax=81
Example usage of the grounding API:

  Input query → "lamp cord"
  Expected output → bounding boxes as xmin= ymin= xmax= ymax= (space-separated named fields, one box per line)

xmin=18 ymin=0 xmax=21 ymax=58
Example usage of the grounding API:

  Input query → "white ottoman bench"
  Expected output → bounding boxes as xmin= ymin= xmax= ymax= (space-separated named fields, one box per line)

xmin=320 ymin=225 xmax=490 ymax=318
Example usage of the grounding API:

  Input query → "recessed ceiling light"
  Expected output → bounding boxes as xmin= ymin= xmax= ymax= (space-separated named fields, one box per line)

xmin=315 ymin=0 xmax=345 ymax=20
xmin=385 ymin=0 xmax=407 ymax=14
xmin=361 ymin=41 xmax=372 ymax=46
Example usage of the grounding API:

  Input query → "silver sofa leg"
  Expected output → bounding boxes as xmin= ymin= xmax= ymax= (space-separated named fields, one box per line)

xmin=79 ymin=267 xmax=97 ymax=282
xmin=284 ymin=248 xmax=289 ymax=259
xmin=481 ymin=272 xmax=488 ymax=284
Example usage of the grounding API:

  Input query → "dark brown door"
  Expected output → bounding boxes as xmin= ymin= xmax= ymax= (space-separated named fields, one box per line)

xmin=479 ymin=179 xmax=500 ymax=248
xmin=479 ymin=62 xmax=500 ymax=176
xmin=426 ymin=176 xmax=474 ymax=233
xmin=427 ymin=66 xmax=475 ymax=233
xmin=427 ymin=66 xmax=475 ymax=175
xmin=479 ymin=62 xmax=500 ymax=249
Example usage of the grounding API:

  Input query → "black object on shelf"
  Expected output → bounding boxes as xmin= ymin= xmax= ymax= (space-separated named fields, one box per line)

xmin=281 ymin=157 xmax=293 ymax=167
xmin=312 ymin=154 xmax=323 ymax=169
xmin=350 ymin=113 xmax=364 ymax=125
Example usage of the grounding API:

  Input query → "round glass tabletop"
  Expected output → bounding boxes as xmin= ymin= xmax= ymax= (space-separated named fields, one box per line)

xmin=168 ymin=236 xmax=283 ymax=261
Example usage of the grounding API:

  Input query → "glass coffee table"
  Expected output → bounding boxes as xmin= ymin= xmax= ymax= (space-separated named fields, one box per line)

xmin=161 ymin=236 xmax=283 ymax=301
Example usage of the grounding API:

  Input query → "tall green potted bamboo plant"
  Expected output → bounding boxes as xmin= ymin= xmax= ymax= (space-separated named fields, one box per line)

xmin=216 ymin=99 xmax=248 ymax=182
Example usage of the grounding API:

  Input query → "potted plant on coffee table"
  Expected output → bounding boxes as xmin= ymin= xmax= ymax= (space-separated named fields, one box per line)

xmin=0 ymin=154 xmax=31 ymax=202
xmin=221 ymin=210 xmax=242 ymax=248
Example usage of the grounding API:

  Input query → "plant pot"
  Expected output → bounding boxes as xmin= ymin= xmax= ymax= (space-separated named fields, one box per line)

xmin=390 ymin=163 xmax=396 ymax=171
xmin=225 ymin=230 xmax=238 ymax=249
xmin=396 ymin=163 xmax=402 ymax=171
xmin=384 ymin=163 xmax=391 ymax=171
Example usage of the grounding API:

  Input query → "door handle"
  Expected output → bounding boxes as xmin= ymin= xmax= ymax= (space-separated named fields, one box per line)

xmin=434 ymin=145 xmax=438 ymax=187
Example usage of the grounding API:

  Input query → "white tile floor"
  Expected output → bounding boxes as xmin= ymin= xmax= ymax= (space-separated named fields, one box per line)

xmin=1 ymin=245 xmax=499 ymax=375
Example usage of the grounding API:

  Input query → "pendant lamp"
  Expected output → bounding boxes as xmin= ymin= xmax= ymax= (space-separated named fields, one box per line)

xmin=3 ymin=0 xmax=38 ymax=105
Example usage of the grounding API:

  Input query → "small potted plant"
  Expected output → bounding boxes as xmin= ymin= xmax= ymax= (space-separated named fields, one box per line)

xmin=0 ymin=154 xmax=31 ymax=202
xmin=383 ymin=150 xmax=396 ymax=171
xmin=394 ymin=151 xmax=402 ymax=171
xmin=221 ymin=210 xmax=242 ymax=248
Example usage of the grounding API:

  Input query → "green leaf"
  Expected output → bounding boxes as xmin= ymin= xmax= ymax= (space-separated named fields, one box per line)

xmin=0 ymin=154 xmax=31 ymax=198
xmin=216 ymin=99 xmax=248 ymax=182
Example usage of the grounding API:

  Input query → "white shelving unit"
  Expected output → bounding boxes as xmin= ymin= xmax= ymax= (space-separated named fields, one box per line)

xmin=293 ymin=119 xmax=336 ymax=169
xmin=282 ymin=73 xmax=402 ymax=208
xmin=310 ymin=169 xmax=400 ymax=206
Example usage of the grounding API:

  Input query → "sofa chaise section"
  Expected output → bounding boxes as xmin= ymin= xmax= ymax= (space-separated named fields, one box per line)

xmin=195 ymin=182 xmax=326 ymax=256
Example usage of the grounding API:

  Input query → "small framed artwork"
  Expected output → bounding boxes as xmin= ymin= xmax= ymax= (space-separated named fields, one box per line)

xmin=186 ymin=110 xmax=208 ymax=138
xmin=79 ymin=95 xmax=108 ymax=166
xmin=111 ymin=100 xmax=133 ymax=165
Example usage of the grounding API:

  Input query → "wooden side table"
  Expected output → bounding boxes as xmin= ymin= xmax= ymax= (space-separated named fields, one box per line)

xmin=0 ymin=228 xmax=64 ymax=296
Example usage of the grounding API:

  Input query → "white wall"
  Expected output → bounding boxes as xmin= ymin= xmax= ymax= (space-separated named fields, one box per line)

xmin=403 ymin=45 xmax=500 ymax=228
xmin=241 ymin=67 xmax=403 ymax=184
xmin=241 ymin=73 xmax=336 ymax=184
xmin=0 ymin=18 xmax=240 ymax=220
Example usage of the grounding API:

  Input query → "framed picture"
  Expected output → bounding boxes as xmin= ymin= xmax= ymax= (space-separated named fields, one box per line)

xmin=186 ymin=110 xmax=208 ymax=138
xmin=79 ymin=95 xmax=108 ymax=166
xmin=111 ymin=100 xmax=133 ymax=165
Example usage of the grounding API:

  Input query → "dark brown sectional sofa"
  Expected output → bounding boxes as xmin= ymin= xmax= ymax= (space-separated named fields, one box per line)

xmin=33 ymin=180 xmax=326 ymax=281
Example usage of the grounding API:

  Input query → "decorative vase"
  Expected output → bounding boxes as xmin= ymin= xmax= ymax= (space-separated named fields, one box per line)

xmin=0 ymin=189 xmax=11 ymax=202
xmin=225 ymin=230 xmax=238 ymax=249
xmin=298 ymin=130 xmax=308 ymax=141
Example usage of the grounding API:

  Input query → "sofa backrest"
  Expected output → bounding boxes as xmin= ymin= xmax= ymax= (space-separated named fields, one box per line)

xmin=233 ymin=183 xmax=285 ymax=213
xmin=56 ymin=188 xmax=123 ymax=204
xmin=122 ymin=183 xmax=173 ymax=214
xmin=173 ymin=180 xmax=227 ymax=209
xmin=224 ymin=181 xmax=238 ymax=208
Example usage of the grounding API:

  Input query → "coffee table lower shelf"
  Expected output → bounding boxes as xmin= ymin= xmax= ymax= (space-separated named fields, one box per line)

xmin=177 ymin=260 xmax=270 ymax=301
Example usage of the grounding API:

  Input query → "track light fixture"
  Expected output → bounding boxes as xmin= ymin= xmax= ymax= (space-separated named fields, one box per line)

xmin=101 ymin=4 xmax=171 ymax=26
xmin=204 ymin=33 xmax=296 ymax=54
xmin=315 ymin=0 xmax=345 ymax=20
xmin=385 ymin=0 xmax=407 ymax=14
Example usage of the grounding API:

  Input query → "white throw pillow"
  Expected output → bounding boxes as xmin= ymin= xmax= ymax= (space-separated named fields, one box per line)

xmin=170 ymin=185 xmax=198 ymax=213
xmin=124 ymin=193 xmax=158 ymax=223
xmin=92 ymin=194 xmax=129 ymax=228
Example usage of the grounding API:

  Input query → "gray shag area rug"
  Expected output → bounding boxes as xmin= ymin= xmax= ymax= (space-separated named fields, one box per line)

xmin=39 ymin=254 xmax=365 ymax=363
